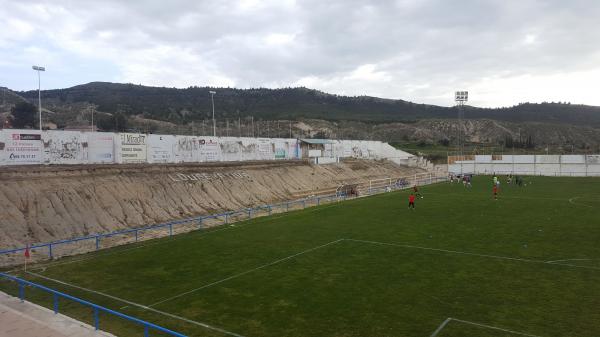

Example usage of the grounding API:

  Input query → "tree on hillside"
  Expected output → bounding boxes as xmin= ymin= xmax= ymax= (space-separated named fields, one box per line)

xmin=95 ymin=112 xmax=130 ymax=132
xmin=11 ymin=101 xmax=37 ymax=128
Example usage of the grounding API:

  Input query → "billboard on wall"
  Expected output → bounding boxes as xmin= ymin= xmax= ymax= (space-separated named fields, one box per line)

xmin=341 ymin=140 xmax=353 ymax=157
xmin=42 ymin=131 xmax=88 ymax=164
xmin=221 ymin=138 xmax=242 ymax=162
xmin=148 ymin=134 xmax=176 ymax=163
xmin=274 ymin=140 xmax=287 ymax=159
xmin=88 ymin=133 xmax=115 ymax=163
xmin=118 ymin=133 xmax=147 ymax=163
xmin=239 ymin=138 xmax=258 ymax=161
xmin=257 ymin=138 xmax=273 ymax=160
xmin=2 ymin=130 xmax=43 ymax=165
xmin=174 ymin=136 xmax=201 ymax=162
xmin=199 ymin=137 xmax=221 ymax=161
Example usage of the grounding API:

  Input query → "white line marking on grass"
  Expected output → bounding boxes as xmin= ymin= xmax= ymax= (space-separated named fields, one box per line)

xmin=25 ymin=271 xmax=246 ymax=337
xmin=344 ymin=239 xmax=600 ymax=271
xmin=148 ymin=239 xmax=345 ymax=308
xmin=568 ymin=196 xmax=594 ymax=208
xmin=429 ymin=317 xmax=452 ymax=337
xmin=450 ymin=318 xmax=541 ymax=337
xmin=546 ymin=258 xmax=592 ymax=264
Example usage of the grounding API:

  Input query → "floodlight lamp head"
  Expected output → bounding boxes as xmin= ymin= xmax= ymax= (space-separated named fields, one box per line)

xmin=455 ymin=91 xmax=468 ymax=102
xmin=32 ymin=65 xmax=45 ymax=71
xmin=209 ymin=90 xmax=216 ymax=95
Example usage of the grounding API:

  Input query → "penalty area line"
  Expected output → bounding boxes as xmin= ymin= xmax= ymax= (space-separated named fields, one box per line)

xmin=24 ymin=271 xmax=246 ymax=337
xmin=345 ymin=238 xmax=600 ymax=271
xmin=429 ymin=317 xmax=542 ymax=337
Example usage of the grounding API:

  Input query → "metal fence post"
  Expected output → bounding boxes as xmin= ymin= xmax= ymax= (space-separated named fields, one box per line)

xmin=225 ymin=213 xmax=229 ymax=224
xmin=268 ymin=206 xmax=272 ymax=216
xmin=169 ymin=224 xmax=173 ymax=236
xmin=248 ymin=209 xmax=252 ymax=219
xmin=53 ymin=293 xmax=59 ymax=314
xmin=18 ymin=282 xmax=24 ymax=302
xmin=95 ymin=236 xmax=100 ymax=251
xmin=317 ymin=197 xmax=320 ymax=206
xmin=302 ymin=200 xmax=306 ymax=209
xmin=286 ymin=202 xmax=289 ymax=212
xmin=198 ymin=217 xmax=203 ymax=229
xmin=135 ymin=230 xmax=138 ymax=242
xmin=93 ymin=307 xmax=99 ymax=330
xmin=48 ymin=244 xmax=53 ymax=259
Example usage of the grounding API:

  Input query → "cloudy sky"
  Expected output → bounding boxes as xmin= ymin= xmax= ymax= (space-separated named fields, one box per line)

xmin=1 ymin=0 xmax=599 ymax=107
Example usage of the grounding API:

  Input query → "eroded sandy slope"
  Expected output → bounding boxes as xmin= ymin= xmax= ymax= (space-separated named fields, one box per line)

xmin=0 ymin=160 xmax=422 ymax=249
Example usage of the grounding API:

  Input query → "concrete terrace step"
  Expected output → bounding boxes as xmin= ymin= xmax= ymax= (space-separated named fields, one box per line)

xmin=0 ymin=291 xmax=116 ymax=337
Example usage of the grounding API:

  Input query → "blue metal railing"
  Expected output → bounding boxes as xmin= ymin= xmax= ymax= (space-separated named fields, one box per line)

xmin=0 ymin=272 xmax=186 ymax=337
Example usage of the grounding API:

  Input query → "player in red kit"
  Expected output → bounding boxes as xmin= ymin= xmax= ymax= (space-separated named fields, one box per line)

xmin=493 ymin=184 xmax=498 ymax=200
xmin=408 ymin=193 xmax=416 ymax=210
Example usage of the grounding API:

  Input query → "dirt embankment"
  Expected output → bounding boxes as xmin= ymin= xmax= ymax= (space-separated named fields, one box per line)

xmin=0 ymin=160 xmax=422 ymax=248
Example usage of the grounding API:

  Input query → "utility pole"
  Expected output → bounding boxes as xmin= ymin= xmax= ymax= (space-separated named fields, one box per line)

xmin=91 ymin=108 xmax=94 ymax=132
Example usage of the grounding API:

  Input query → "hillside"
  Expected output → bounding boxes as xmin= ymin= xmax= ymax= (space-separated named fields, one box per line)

xmin=3 ymin=82 xmax=600 ymax=153
xmin=15 ymin=82 xmax=600 ymax=126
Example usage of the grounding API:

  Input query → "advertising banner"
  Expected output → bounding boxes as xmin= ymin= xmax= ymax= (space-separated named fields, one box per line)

xmin=239 ymin=138 xmax=258 ymax=161
xmin=2 ymin=130 xmax=43 ymax=165
xmin=148 ymin=134 xmax=176 ymax=163
xmin=199 ymin=137 xmax=221 ymax=162
xmin=257 ymin=138 xmax=273 ymax=160
xmin=174 ymin=136 xmax=201 ymax=162
xmin=220 ymin=138 xmax=243 ymax=162
xmin=274 ymin=140 xmax=287 ymax=159
xmin=118 ymin=133 xmax=147 ymax=163
xmin=42 ymin=131 xmax=88 ymax=164
xmin=88 ymin=133 xmax=115 ymax=163
xmin=341 ymin=140 xmax=353 ymax=157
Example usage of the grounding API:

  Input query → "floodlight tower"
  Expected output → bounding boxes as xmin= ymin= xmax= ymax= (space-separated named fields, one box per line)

xmin=32 ymin=65 xmax=46 ymax=130
xmin=455 ymin=91 xmax=468 ymax=174
xmin=209 ymin=90 xmax=216 ymax=137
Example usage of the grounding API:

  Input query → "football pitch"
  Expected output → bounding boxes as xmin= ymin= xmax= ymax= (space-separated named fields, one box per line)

xmin=2 ymin=176 xmax=600 ymax=337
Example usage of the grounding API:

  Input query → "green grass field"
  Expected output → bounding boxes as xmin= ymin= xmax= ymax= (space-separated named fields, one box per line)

xmin=3 ymin=176 xmax=600 ymax=337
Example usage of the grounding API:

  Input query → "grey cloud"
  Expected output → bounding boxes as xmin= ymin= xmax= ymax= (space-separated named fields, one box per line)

xmin=3 ymin=0 xmax=600 ymax=106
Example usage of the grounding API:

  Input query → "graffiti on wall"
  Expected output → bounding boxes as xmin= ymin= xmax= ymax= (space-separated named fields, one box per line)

xmin=43 ymin=133 xmax=87 ymax=163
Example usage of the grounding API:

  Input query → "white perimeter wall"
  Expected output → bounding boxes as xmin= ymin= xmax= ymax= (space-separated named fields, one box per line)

xmin=449 ymin=154 xmax=600 ymax=176
xmin=0 ymin=130 xmax=413 ymax=166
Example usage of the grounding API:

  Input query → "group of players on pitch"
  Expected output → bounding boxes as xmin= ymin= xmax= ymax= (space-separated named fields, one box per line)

xmin=408 ymin=173 xmax=528 ymax=209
